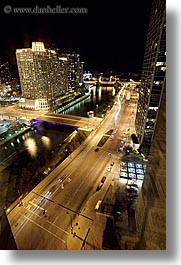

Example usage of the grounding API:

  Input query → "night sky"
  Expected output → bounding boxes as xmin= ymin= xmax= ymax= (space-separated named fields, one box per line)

xmin=0 ymin=0 xmax=153 ymax=74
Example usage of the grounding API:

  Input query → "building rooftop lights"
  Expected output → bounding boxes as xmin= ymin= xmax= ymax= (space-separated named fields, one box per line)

xmin=32 ymin=42 xmax=45 ymax=52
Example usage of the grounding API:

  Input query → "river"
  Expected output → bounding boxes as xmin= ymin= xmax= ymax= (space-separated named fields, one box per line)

xmin=61 ymin=86 xmax=115 ymax=116
xmin=0 ymin=124 xmax=74 ymax=206
xmin=0 ymin=86 xmax=115 ymax=206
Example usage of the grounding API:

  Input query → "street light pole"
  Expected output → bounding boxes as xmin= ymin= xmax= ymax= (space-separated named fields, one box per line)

xmin=66 ymin=212 xmax=73 ymax=234
xmin=81 ymin=227 xmax=90 ymax=250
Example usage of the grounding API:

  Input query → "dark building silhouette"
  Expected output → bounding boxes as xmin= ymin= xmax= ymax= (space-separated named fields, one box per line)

xmin=135 ymin=80 xmax=166 ymax=249
xmin=120 ymin=0 xmax=166 ymax=249
xmin=135 ymin=0 xmax=166 ymax=153
xmin=0 ymin=204 xmax=17 ymax=250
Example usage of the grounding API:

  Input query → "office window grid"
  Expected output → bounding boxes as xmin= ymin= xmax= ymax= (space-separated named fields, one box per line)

xmin=16 ymin=42 xmax=68 ymax=110
xmin=135 ymin=0 xmax=166 ymax=146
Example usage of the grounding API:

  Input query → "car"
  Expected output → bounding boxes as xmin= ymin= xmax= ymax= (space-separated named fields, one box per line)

xmin=126 ymin=184 xmax=138 ymax=191
xmin=107 ymin=166 xmax=111 ymax=171
xmin=101 ymin=176 xmax=106 ymax=183
xmin=96 ymin=182 xmax=103 ymax=191
xmin=127 ymin=187 xmax=138 ymax=193
xmin=95 ymin=147 xmax=99 ymax=152
xmin=110 ymin=162 xmax=114 ymax=166
xmin=128 ymin=183 xmax=138 ymax=188
xmin=95 ymin=200 xmax=102 ymax=211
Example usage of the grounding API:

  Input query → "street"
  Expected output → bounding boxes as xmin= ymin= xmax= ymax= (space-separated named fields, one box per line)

xmin=7 ymin=88 xmax=138 ymax=249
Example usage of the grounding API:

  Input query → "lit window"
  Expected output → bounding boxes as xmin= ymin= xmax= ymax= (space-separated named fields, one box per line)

xmin=154 ymin=81 xmax=160 ymax=85
xmin=156 ymin=62 xmax=165 ymax=67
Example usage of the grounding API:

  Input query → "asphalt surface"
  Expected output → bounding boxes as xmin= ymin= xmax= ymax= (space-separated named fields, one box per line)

xmin=7 ymin=88 xmax=138 ymax=249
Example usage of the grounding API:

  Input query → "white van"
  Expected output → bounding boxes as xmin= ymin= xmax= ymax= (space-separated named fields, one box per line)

xmin=95 ymin=200 xmax=102 ymax=211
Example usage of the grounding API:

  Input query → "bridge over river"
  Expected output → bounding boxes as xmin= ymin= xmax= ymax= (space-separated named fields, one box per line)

xmin=33 ymin=113 xmax=103 ymax=131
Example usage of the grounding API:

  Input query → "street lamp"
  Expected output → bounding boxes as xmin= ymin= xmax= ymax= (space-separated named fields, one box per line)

xmin=66 ymin=212 xmax=73 ymax=234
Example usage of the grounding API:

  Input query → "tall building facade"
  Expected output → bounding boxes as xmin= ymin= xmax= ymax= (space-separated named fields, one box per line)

xmin=135 ymin=79 xmax=166 ymax=250
xmin=55 ymin=50 xmax=84 ymax=92
xmin=135 ymin=0 xmax=166 ymax=150
xmin=119 ymin=0 xmax=166 ymax=250
xmin=66 ymin=52 xmax=84 ymax=91
xmin=0 ymin=62 xmax=11 ymax=85
xmin=0 ymin=61 xmax=12 ymax=95
xmin=79 ymin=61 xmax=84 ymax=85
xmin=121 ymin=79 xmax=166 ymax=250
xmin=16 ymin=42 xmax=68 ymax=111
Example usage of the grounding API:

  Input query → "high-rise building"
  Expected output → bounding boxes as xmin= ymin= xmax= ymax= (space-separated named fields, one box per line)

xmin=79 ymin=61 xmax=84 ymax=85
xmin=0 ymin=61 xmax=12 ymax=95
xmin=135 ymin=0 xmax=166 ymax=151
xmin=121 ymin=79 xmax=166 ymax=250
xmin=135 ymin=79 xmax=166 ymax=250
xmin=16 ymin=42 xmax=68 ymax=111
xmin=55 ymin=49 xmax=84 ymax=91
xmin=0 ymin=61 xmax=11 ymax=85
xmin=66 ymin=52 xmax=83 ymax=91
xmin=119 ymin=0 xmax=166 ymax=250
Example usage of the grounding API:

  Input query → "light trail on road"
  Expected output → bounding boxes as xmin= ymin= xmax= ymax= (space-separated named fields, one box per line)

xmin=7 ymin=84 xmax=139 ymax=249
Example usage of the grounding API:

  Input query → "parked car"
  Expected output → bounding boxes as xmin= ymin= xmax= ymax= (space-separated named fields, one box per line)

xmin=126 ymin=187 xmax=138 ymax=194
xmin=126 ymin=185 xmax=138 ymax=191
xmin=107 ymin=166 xmax=111 ymax=171
xmin=96 ymin=182 xmax=103 ymax=191
xmin=101 ymin=176 xmax=106 ymax=183
xmin=128 ymin=183 xmax=138 ymax=188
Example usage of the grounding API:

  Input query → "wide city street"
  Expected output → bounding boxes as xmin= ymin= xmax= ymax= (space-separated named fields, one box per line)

xmin=7 ymin=87 xmax=138 ymax=249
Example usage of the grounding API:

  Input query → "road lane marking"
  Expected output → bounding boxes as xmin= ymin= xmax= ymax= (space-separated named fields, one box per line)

xmin=46 ymin=220 xmax=69 ymax=235
xmin=29 ymin=200 xmax=46 ymax=211
xmin=18 ymin=213 xmax=66 ymax=244
xmin=25 ymin=206 xmax=69 ymax=235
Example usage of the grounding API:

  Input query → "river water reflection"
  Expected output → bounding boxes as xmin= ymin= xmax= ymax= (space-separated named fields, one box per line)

xmin=62 ymin=86 xmax=115 ymax=116
xmin=0 ymin=125 xmax=73 ymax=206
xmin=0 ymin=86 xmax=115 ymax=206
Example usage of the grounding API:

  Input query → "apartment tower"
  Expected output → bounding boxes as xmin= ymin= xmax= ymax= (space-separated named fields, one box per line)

xmin=16 ymin=42 xmax=68 ymax=111
xmin=135 ymin=0 xmax=166 ymax=152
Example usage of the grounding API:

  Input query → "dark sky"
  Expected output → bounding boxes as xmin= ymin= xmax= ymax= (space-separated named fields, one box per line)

xmin=0 ymin=0 xmax=153 ymax=74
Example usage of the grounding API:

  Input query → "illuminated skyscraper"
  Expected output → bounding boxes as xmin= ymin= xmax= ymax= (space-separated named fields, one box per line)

xmin=120 ymin=0 xmax=166 ymax=250
xmin=55 ymin=50 xmax=84 ymax=92
xmin=0 ymin=61 xmax=11 ymax=86
xmin=79 ymin=61 xmax=84 ymax=85
xmin=66 ymin=52 xmax=84 ymax=91
xmin=135 ymin=0 xmax=166 ymax=152
xmin=16 ymin=42 xmax=68 ymax=111
xmin=0 ymin=61 xmax=12 ymax=95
